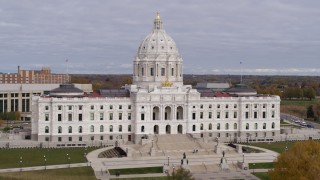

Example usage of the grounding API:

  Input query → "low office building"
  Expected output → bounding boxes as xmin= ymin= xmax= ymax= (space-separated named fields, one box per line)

xmin=0 ymin=84 xmax=92 ymax=120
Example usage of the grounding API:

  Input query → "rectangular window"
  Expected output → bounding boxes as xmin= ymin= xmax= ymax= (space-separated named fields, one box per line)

xmin=208 ymin=112 xmax=212 ymax=119
xmin=141 ymin=67 xmax=144 ymax=76
xmin=272 ymin=104 xmax=275 ymax=108
xmin=234 ymin=104 xmax=237 ymax=108
xmin=68 ymin=114 xmax=72 ymax=121
xmin=78 ymin=114 xmax=82 ymax=121
xmin=109 ymin=113 xmax=113 ymax=120
xmin=141 ymin=113 xmax=145 ymax=120
xmin=68 ymin=137 xmax=72 ymax=142
xmin=263 ymin=104 xmax=266 ymax=108
xmin=245 ymin=112 xmax=249 ymax=119
xmin=79 ymin=105 xmax=82 ymax=110
xmin=58 ymin=106 xmax=62 ymax=110
xmin=161 ymin=68 xmax=165 ymax=76
xmin=79 ymin=137 xmax=82 ymax=141
xmin=90 ymin=105 xmax=94 ymax=110
xmin=200 ymin=112 xmax=203 ymax=119
xmin=128 ymin=113 xmax=131 ymax=120
xmin=128 ymin=125 xmax=131 ymax=132
xmin=272 ymin=111 xmax=275 ymax=118
xmin=217 ymin=112 xmax=220 ymax=119
xmin=100 ymin=136 xmax=104 ymax=141
xmin=119 ymin=113 xmax=122 ymax=120
xmin=58 ymin=137 xmax=62 ymax=142
xmin=119 ymin=105 xmax=122 ymax=109
xmin=171 ymin=68 xmax=174 ymax=76
xmin=128 ymin=105 xmax=131 ymax=109
xmin=58 ymin=114 xmax=62 ymax=121
xmin=263 ymin=112 xmax=266 ymax=118
xmin=150 ymin=68 xmax=154 ymax=76
xmin=192 ymin=113 xmax=196 ymax=120
xmin=100 ymin=113 xmax=104 ymax=120
xmin=90 ymin=113 xmax=94 ymax=121
xmin=68 ymin=106 xmax=72 ymax=110
xmin=225 ymin=112 xmax=229 ymax=119
xmin=45 ymin=106 xmax=49 ymax=110
xmin=217 ymin=104 xmax=220 ymax=109
xmin=109 ymin=135 xmax=113 ymax=140
xmin=234 ymin=112 xmax=237 ymax=118
xmin=45 ymin=114 xmax=49 ymax=121
xmin=246 ymin=104 xmax=249 ymax=108
xmin=100 ymin=105 xmax=103 ymax=110
xmin=110 ymin=105 xmax=113 ymax=110
xmin=254 ymin=112 xmax=258 ymax=119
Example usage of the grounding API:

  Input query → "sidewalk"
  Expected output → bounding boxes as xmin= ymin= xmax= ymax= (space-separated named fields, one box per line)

xmin=0 ymin=163 xmax=87 ymax=173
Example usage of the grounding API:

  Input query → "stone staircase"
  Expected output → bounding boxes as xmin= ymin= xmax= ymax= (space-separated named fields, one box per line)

xmin=156 ymin=134 xmax=201 ymax=151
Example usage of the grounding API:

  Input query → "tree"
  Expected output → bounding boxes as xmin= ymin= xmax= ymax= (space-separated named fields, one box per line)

xmin=269 ymin=141 xmax=320 ymax=180
xmin=303 ymin=87 xmax=316 ymax=100
xmin=307 ymin=105 xmax=314 ymax=119
xmin=312 ymin=102 xmax=320 ymax=121
xmin=167 ymin=167 xmax=195 ymax=180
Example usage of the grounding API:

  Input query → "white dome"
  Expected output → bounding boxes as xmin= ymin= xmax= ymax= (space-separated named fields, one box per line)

xmin=137 ymin=13 xmax=181 ymax=59
xmin=133 ymin=13 xmax=183 ymax=89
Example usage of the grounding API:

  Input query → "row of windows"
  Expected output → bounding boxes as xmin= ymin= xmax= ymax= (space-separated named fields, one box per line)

xmin=45 ymin=112 xmax=132 ymax=122
xmin=191 ymin=122 xmax=276 ymax=131
xmin=45 ymin=104 xmax=132 ymax=111
xmin=192 ymin=103 xmax=275 ymax=109
xmin=190 ymin=111 xmax=275 ymax=120
xmin=45 ymin=125 xmax=132 ymax=134
xmin=48 ymin=134 xmax=123 ymax=142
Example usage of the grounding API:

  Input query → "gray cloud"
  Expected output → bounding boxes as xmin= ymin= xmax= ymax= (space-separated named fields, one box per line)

xmin=0 ymin=0 xmax=320 ymax=75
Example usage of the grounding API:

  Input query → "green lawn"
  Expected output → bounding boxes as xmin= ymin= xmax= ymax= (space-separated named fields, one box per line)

xmin=111 ymin=177 xmax=167 ymax=180
xmin=109 ymin=167 xmax=163 ymax=175
xmin=0 ymin=147 xmax=97 ymax=169
xmin=249 ymin=162 xmax=274 ymax=169
xmin=250 ymin=141 xmax=295 ymax=153
xmin=281 ymin=99 xmax=318 ymax=107
xmin=252 ymin=172 xmax=269 ymax=180
xmin=0 ymin=167 xmax=95 ymax=180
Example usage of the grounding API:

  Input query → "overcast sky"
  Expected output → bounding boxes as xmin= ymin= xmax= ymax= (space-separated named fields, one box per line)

xmin=0 ymin=0 xmax=320 ymax=75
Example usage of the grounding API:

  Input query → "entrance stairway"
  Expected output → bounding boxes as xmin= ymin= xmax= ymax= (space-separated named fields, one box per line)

xmin=155 ymin=134 xmax=201 ymax=151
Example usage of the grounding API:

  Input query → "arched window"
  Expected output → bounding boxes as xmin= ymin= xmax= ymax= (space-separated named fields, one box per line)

xmin=272 ymin=122 xmax=275 ymax=129
xmin=263 ymin=123 xmax=266 ymax=129
xmin=217 ymin=123 xmax=220 ymax=130
xmin=225 ymin=123 xmax=229 ymax=130
xmin=90 ymin=125 xmax=94 ymax=132
xmin=200 ymin=123 xmax=203 ymax=130
xmin=45 ymin=126 xmax=49 ymax=133
xmin=141 ymin=126 xmax=145 ymax=132
xmin=68 ymin=126 xmax=72 ymax=133
xmin=255 ymin=123 xmax=258 ymax=130
xmin=119 ymin=125 xmax=122 ymax=132
xmin=192 ymin=125 xmax=196 ymax=131
xmin=234 ymin=123 xmax=237 ymax=130
xmin=78 ymin=126 xmax=82 ymax=133
xmin=109 ymin=125 xmax=113 ymax=132
xmin=100 ymin=125 xmax=104 ymax=132
xmin=58 ymin=126 xmax=62 ymax=133
xmin=246 ymin=123 xmax=249 ymax=130
xmin=208 ymin=123 xmax=212 ymax=130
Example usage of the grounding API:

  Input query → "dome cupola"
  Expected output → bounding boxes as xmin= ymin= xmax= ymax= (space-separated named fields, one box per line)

xmin=133 ymin=13 xmax=183 ymax=88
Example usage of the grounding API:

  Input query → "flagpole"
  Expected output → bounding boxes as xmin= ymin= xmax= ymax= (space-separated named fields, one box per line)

xmin=240 ymin=61 xmax=243 ymax=84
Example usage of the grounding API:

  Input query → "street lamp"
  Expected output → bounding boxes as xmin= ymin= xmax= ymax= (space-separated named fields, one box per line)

xmin=20 ymin=156 xmax=22 ymax=172
xmin=68 ymin=157 xmax=71 ymax=168
xmin=253 ymin=163 xmax=255 ymax=173
xmin=173 ymin=166 xmax=175 ymax=175
xmin=167 ymin=156 xmax=170 ymax=166
xmin=44 ymin=155 xmax=46 ymax=170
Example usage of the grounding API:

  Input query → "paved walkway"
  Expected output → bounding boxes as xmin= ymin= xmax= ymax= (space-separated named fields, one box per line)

xmin=0 ymin=163 xmax=87 ymax=173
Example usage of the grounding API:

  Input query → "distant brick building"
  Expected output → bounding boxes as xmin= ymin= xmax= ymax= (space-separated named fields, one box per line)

xmin=0 ymin=66 xmax=70 ymax=84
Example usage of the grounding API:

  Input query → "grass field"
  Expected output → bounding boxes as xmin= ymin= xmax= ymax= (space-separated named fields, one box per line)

xmin=281 ymin=99 xmax=318 ymax=106
xmin=109 ymin=167 xmax=163 ymax=175
xmin=249 ymin=162 xmax=274 ymax=169
xmin=252 ymin=172 xmax=269 ymax=180
xmin=0 ymin=167 xmax=96 ymax=180
xmin=0 ymin=147 xmax=97 ymax=169
xmin=251 ymin=141 xmax=295 ymax=153
xmin=111 ymin=177 xmax=167 ymax=180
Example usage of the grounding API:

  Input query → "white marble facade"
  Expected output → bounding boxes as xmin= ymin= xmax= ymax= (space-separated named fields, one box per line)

xmin=32 ymin=14 xmax=280 ymax=145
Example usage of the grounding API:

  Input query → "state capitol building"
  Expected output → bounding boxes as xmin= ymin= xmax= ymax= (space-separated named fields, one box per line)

xmin=31 ymin=14 xmax=280 ymax=146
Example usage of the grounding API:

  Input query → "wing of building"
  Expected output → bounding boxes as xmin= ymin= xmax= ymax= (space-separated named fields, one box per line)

xmin=31 ymin=13 xmax=280 ymax=146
